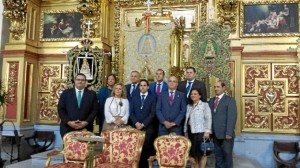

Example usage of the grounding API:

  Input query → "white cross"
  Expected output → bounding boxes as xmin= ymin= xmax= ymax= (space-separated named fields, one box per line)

xmin=144 ymin=0 xmax=153 ymax=12
xmin=85 ymin=20 xmax=93 ymax=37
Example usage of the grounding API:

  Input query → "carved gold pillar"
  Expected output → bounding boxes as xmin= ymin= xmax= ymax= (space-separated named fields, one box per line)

xmin=1 ymin=53 xmax=38 ymax=126
xmin=230 ymin=46 xmax=243 ymax=134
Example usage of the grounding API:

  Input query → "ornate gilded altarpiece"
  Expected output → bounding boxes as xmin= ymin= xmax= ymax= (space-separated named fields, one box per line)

xmin=38 ymin=41 xmax=105 ymax=123
xmin=190 ymin=22 xmax=232 ymax=97
xmin=242 ymin=63 xmax=299 ymax=133
xmin=113 ymin=0 xmax=208 ymax=82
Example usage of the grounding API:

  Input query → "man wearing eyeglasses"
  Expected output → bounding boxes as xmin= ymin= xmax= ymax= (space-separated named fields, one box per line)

xmin=156 ymin=76 xmax=187 ymax=135
xmin=58 ymin=73 xmax=98 ymax=137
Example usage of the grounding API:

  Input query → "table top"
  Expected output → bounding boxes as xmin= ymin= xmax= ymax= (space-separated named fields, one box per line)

xmin=73 ymin=136 xmax=105 ymax=143
xmin=2 ymin=132 xmax=24 ymax=137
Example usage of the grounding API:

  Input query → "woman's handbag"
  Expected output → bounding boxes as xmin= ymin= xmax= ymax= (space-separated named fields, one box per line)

xmin=200 ymin=138 xmax=214 ymax=153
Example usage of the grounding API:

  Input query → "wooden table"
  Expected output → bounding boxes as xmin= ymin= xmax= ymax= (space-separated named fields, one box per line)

xmin=73 ymin=136 xmax=105 ymax=168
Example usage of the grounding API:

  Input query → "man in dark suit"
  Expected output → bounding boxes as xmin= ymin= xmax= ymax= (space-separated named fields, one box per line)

xmin=177 ymin=67 xmax=207 ymax=102
xmin=149 ymin=69 xmax=168 ymax=97
xmin=209 ymin=81 xmax=237 ymax=168
xmin=58 ymin=73 xmax=98 ymax=137
xmin=156 ymin=76 xmax=187 ymax=135
xmin=125 ymin=71 xmax=140 ymax=101
xmin=130 ymin=79 xmax=156 ymax=168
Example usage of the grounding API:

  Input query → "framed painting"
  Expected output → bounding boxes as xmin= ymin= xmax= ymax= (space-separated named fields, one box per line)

xmin=40 ymin=10 xmax=83 ymax=41
xmin=240 ymin=0 xmax=300 ymax=37
xmin=76 ymin=56 xmax=94 ymax=80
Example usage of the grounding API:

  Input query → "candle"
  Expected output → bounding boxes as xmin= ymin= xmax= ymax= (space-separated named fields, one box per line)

xmin=111 ymin=46 xmax=115 ymax=61
xmin=208 ymin=0 xmax=214 ymax=21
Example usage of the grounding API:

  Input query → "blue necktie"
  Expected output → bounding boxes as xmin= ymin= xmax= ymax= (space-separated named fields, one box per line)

xmin=186 ymin=81 xmax=192 ymax=95
xmin=141 ymin=95 xmax=145 ymax=109
xmin=77 ymin=90 xmax=82 ymax=107
xmin=131 ymin=84 xmax=136 ymax=95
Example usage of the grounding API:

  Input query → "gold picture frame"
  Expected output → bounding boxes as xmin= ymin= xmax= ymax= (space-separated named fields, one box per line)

xmin=240 ymin=0 xmax=300 ymax=37
xmin=40 ymin=9 xmax=83 ymax=41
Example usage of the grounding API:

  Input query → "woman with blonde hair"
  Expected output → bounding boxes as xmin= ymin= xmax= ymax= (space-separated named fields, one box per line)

xmin=103 ymin=83 xmax=129 ymax=130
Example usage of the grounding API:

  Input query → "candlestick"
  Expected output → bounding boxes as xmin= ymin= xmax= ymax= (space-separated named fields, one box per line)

xmin=111 ymin=46 xmax=115 ymax=61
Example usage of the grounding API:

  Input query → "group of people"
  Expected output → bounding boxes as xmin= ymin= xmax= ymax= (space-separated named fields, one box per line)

xmin=57 ymin=67 xmax=237 ymax=168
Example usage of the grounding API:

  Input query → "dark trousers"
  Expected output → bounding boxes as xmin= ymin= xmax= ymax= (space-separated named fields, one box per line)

xmin=214 ymin=137 xmax=234 ymax=168
xmin=139 ymin=125 xmax=157 ymax=168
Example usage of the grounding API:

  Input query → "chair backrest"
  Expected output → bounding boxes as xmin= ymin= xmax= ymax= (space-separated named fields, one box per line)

xmin=99 ymin=127 xmax=145 ymax=167
xmin=273 ymin=141 xmax=300 ymax=167
xmin=154 ymin=133 xmax=192 ymax=168
xmin=63 ymin=131 xmax=94 ymax=163
xmin=26 ymin=131 xmax=55 ymax=153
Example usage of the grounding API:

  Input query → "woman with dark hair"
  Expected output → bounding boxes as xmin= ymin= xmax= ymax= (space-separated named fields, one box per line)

xmin=97 ymin=74 xmax=117 ymax=134
xmin=103 ymin=83 xmax=129 ymax=130
xmin=184 ymin=88 xmax=212 ymax=168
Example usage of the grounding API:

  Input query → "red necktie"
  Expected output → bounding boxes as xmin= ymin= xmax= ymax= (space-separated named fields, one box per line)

xmin=169 ymin=91 xmax=174 ymax=105
xmin=156 ymin=83 xmax=161 ymax=95
xmin=214 ymin=96 xmax=219 ymax=109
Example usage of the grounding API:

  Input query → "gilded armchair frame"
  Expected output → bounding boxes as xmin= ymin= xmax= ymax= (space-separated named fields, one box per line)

xmin=148 ymin=133 xmax=196 ymax=168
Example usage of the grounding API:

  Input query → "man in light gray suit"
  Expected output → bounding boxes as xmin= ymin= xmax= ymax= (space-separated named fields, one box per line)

xmin=209 ymin=81 xmax=237 ymax=168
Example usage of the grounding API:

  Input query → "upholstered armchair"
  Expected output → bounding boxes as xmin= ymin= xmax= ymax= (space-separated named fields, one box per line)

xmin=45 ymin=131 xmax=94 ymax=168
xmin=148 ymin=133 xmax=196 ymax=168
xmin=93 ymin=126 xmax=145 ymax=168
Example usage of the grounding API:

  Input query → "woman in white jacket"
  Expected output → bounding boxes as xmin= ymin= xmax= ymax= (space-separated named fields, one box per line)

xmin=184 ymin=88 xmax=212 ymax=168
xmin=103 ymin=83 xmax=129 ymax=130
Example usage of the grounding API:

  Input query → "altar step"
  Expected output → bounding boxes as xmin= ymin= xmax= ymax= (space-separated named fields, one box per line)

xmin=6 ymin=150 xmax=63 ymax=168
xmin=5 ymin=150 xmax=260 ymax=168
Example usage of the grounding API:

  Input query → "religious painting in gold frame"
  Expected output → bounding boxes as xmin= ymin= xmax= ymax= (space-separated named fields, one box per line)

xmin=113 ymin=0 xmax=207 ymax=82
xmin=40 ymin=10 xmax=83 ymax=41
xmin=240 ymin=0 xmax=300 ymax=37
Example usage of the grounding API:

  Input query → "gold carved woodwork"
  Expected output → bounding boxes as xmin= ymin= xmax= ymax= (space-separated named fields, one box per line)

xmin=113 ymin=0 xmax=207 ymax=81
xmin=7 ymin=62 xmax=19 ymax=103
xmin=244 ymin=64 xmax=269 ymax=94
xmin=78 ymin=0 xmax=101 ymax=38
xmin=274 ymin=99 xmax=299 ymax=130
xmin=273 ymin=64 xmax=298 ymax=95
xmin=258 ymin=80 xmax=285 ymax=113
xmin=40 ymin=65 xmax=61 ymax=92
xmin=242 ymin=63 xmax=299 ymax=133
xmin=39 ymin=64 xmax=67 ymax=123
xmin=216 ymin=0 xmax=238 ymax=32
xmin=3 ymin=0 xmax=27 ymax=40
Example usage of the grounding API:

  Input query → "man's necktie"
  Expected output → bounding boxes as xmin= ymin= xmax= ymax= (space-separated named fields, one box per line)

xmin=131 ymin=84 xmax=136 ymax=95
xmin=214 ymin=96 xmax=219 ymax=110
xmin=186 ymin=81 xmax=192 ymax=95
xmin=141 ymin=95 xmax=145 ymax=109
xmin=169 ymin=91 xmax=174 ymax=105
xmin=156 ymin=83 xmax=161 ymax=95
xmin=77 ymin=90 xmax=82 ymax=107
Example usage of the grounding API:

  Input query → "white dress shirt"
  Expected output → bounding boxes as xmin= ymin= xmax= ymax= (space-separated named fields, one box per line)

xmin=104 ymin=97 xmax=129 ymax=124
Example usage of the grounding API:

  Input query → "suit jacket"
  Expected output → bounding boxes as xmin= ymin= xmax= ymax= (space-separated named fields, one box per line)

xmin=58 ymin=88 xmax=98 ymax=137
xmin=125 ymin=83 xmax=140 ymax=102
xmin=130 ymin=93 xmax=156 ymax=128
xmin=208 ymin=95 xmax=237 ymax=139
xmin=149 ymin=81 xmax=168 ymax=97
xmin=177 ymin=79 xmax=207 ymax=102
xmin=156 ymin=91 xmax=187 ymax=134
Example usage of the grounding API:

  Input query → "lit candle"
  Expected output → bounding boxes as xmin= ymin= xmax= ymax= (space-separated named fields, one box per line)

xmin=208 ymin=0 xmax=214 ymax=22
xmin=111 ymin=46 xmax=115 ymax=61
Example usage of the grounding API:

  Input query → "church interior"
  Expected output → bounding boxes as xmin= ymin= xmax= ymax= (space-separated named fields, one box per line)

xmin=0 ymin=0 xmax=299 ymax=167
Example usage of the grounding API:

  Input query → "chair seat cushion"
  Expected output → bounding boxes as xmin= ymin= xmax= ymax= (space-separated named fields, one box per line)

xmin=47 ymin=162 xmax=83 ymax=168
xmin=94 ymin=163 xmax=133 ymax=168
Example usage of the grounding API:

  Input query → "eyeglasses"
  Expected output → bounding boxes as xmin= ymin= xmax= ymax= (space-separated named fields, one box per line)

xmin=76 ymin=79 xmax=86 ymax=81
xmin=168 ymin=80 xmax=177 ymax=83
